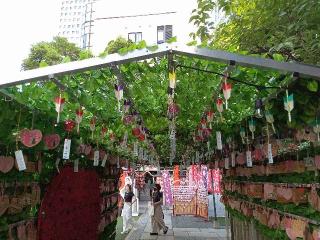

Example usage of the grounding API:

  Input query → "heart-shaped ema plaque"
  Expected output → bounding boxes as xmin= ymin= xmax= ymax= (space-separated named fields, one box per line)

xmin=20 ymin=129 xmax=42 ymax=147
xmin=43 ymin=134 xmax=60 ymax=150
xmin=0 ymin=156 xmax=14 ymax=173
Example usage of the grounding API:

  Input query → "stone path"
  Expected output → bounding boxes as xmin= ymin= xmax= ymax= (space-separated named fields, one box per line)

xmin=125 ymin=201 xmax=230 ymax=240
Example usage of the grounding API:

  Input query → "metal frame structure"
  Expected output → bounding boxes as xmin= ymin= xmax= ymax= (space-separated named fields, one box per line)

xmin=1 ymin=43 xmax=320 ymax=89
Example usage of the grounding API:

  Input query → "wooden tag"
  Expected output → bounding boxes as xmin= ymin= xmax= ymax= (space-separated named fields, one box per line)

xmin=246 ymin=151 xmax=252 ymax=167
xmin=93 ymin=150 xmax=99 ymax=166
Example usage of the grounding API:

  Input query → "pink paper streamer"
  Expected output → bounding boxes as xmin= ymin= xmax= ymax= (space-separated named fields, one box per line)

xmin=162 ymin=170 xmax=173 ymax=206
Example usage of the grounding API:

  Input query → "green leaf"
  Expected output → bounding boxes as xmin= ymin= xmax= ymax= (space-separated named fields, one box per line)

xmin=307 ymin=80 xmax=318 ymax=92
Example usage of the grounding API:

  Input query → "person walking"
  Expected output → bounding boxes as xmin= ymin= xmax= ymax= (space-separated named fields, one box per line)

xmin=121 ymin=184 xmax=137 ymax=234
xmin=150 ymin=184 xmax=168 ymax=236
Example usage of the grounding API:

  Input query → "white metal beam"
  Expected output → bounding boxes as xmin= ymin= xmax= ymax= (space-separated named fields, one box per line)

xmin=172 ymin=44 xmax=320 ymax=79
xmin=2 ymin=43 xmax=320 ymax=89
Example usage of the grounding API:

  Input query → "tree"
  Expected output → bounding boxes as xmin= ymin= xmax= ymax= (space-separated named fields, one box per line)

xmin=103 ymin=37 xmax=132 ymax=54
xmin=22 ymin=36 xmax=92 ymax=70
xmin=190 ymin=0 xmax=320 ymax=65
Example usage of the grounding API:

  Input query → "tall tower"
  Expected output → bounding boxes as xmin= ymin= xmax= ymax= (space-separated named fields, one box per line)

xmin=58 ymin=0 xmax=94 ymax=46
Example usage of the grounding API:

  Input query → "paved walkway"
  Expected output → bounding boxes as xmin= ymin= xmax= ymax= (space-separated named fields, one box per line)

xmin=125 ymin=201 xmax=230 ymax=240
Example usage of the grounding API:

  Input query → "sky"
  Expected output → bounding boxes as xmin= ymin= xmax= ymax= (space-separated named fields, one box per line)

xmin=1 ymin=0 xmax=60 ymax=78
xmin=0 ymin=0 xmax=197 ymax=83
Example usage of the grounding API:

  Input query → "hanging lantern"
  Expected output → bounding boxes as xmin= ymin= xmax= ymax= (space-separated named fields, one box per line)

xmin=75 ymin=108 xmax=83 ymax=134
xmin=240 ymin=127 xmax=246 ymax=144
xmin=64 ymin=120 xmax=75 ymax=133
xmin=265 ymin=111 xmax=275 ymax=133
xmin=222 ymin=82 xmax=232 ymax=109
xmin=216 ymin=98 xmax=223 ymax=113
xmin=313 ymin=119 xmax=320 ymax=142
xmin=249 ymin=118 xmax=256 ymax=140
xmin=283 ymin=90 xmax=294 ymax=123
xmin=114 ymin=84 xmax=123 ymax=112
xmin=169 ymin=70 xmax=176 ymax=89
xmin=54 ymin=95 xmax=65 ymax=124
xmin=255 ymin=99 xmax=263 ymax=119
xmin=90 ymin=116 xmax=96 ymax=139
xmin=123 ymin=99 xmax=131 ymax=113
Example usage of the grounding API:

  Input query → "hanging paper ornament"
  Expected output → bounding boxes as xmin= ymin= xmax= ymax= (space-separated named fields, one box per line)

xmin=64 ymin=120 xmax=75 ymax=133
xmin=216 ymin=98 xmax=224 ymax=121
xmin=313 ymin=119 xmax=320 ymax=142
xmin=200 ymin=118 xmax=207 ymax=129
xmin=54 ymin=95 xmax=65 ymax=124
xmin=123 ymin=99 xmax=131 ymax=113
xmin=249 ymin=119 xmax=256 ymax=139
xmin=265 ymin=111 xmax=275 ymax=133
xmin=240 ymin=127 xmax=246 ymax=144
xmin=283 ymin=90 xmax=294 ymax=123
xmin=114 ymin=84 xmax=124 ymax=112
xmin=101 ymin=126 xmax=108 ymax=138
xmin=90 ymin=117 xmax=96 ymax=139
xmin=169 ymin=70 xmax=176 ymax=89
xmin=222 ymin=82 xmax=232 ymax=109
xmin=206 ymin=110 xmax=214 ymax=129
xmin=75 ymin=108 xmax=83 ymax=134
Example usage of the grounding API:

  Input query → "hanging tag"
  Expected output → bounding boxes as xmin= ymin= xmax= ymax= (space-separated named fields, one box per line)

xmin=196 ymin=151 xmax=200 ymax=163
xmin=93 ymin=150 xmax=99 ymax=166
xmin=215 ymin=160 xmax=219 ymax=169
xmin=117 ymin=156 xmax=120 ymax=168
xmin=231 ymin=152 xmax=236 ymax=167
xmin=225 ymin=157 xmax=229 ymax=169
xmin=101 ymin=154 xmax=108 ymax=167
xmin=74 ymin=158 xmax=79 ymax=172
xmin=55 ymin=157 xmax=61 ymax=173
xmin=62 ymin=139 xmax=71 ymax=160
xmin=246 ymin=151 xmax=252 ymax=167
xmin=216 ymin=131 xmax=222 ymax=150
xmin=133 ymin=142 xmax=138 ymax=156
xmin=267 ymin=144 xmax=273 ymax=164
xmin=15 ymin=150 xmax=26 ymax=171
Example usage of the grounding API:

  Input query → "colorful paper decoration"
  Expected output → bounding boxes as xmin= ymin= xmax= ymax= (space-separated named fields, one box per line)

xmin=265 ymin=111 xmax=275 ymax=133
xmin=222 ymin=82 xmax=232 ymax=109
xmin=90 ymin=116 xmax=96 ymax=139
xmin=54 ymin=95 xmax=65 ymax=124
xmin=206 ymin=110 xmax=214 ymax=129
xmin=101 ymin=126 xmax=107 ymax=138
xmin=240 ymin=127 xmax=246 ymax=144
xmin=216 ymin=98 xmax=223 ymax=113
xmin=284 ymin=90 xmax=294 ymax=123
xmin=313 ymin=119 xmax=320 ymax=142
xmin=114 ymin=84 xmax=123 ymax=112
xmin=162 ymin=170 xmax=173 ymax=206
xmin=216 ymin=131 xmax=222 ymax=150
xmin=75 ymin=108 xmax=83 ymax=134
xmin=123 ymin=99 xmax=131 ymax=113
xmin=249 ymin=119 xmax=256 ymax=139
xmin=169 ymin=70 xmax=176 ymax=89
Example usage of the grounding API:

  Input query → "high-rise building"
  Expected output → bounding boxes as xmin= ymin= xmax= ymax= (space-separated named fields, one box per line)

xmin=58 ymin=0 xmax=94 ymax=46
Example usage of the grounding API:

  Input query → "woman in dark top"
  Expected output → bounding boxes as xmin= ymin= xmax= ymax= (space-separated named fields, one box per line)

xmin=121 ymin=184 xmax=137 ymax=234
xmin=150 ymin=184 xmax=168 ymax=235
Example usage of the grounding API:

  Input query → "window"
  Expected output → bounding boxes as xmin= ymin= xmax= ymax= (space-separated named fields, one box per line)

xmin=157 ymin=25 xmax=173 ymax=44
xmin=128 ymin=32 xmax=142 ymax=43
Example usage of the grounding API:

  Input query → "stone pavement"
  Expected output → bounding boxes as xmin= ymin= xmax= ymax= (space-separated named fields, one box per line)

xmin=125 ymin=201 xmax=230 ymax=240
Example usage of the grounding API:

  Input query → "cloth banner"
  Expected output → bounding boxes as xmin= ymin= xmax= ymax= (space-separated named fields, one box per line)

xmin=207 ymin=170 xmax=213 ymax=193
xmin=173 ymin=185 xmax=197 ymax=215
xmin=162 ymin=170 xmax=173 ymax=206
xmin=212 ymin=169 xmax=222 ymax=194
xmin=173 ymin=165 xmax=180 ymax=187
